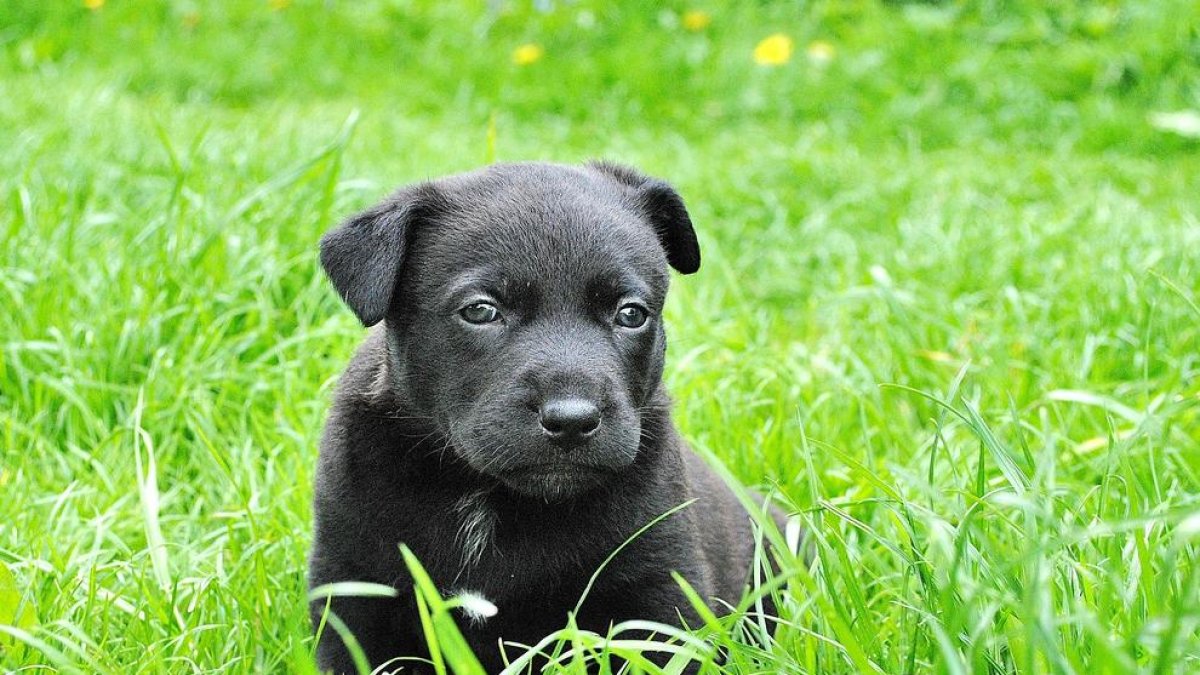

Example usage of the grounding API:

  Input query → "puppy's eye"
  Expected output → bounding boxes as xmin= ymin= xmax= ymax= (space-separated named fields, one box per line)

xmin=614 ymin=304 xmax=649 ymax=329
xmin=460 ymin=302 xmax=501 ymax=324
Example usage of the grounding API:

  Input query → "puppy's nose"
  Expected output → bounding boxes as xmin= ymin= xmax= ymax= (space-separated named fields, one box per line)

xmin=539 ymin=397 xmax=601 ymax=445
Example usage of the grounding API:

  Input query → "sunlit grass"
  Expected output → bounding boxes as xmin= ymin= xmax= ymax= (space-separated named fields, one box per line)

xmin=1 ymin=1 xmax=1198 ymax=673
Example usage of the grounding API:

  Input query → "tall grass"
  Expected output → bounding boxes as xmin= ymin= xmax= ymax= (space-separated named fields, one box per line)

xmin=1 ymin=1 xmax=1197 ymax=672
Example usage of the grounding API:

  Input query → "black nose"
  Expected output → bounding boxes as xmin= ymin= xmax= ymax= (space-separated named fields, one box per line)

xmin=539 ymin=398 xmax=601 ymax=444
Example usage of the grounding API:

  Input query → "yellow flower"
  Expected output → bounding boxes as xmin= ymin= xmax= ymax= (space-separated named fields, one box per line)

xmin=84 ymin=0 xmax=104 ymax=9
xmin=182 ymin=11 xmax=201 ymax=29
xmin=917 ymin=350 xmax=955 ymax=363
xmin=269 ymin=0 xmax=290 ymax=10
xmin=512 ymin=43 xmax=544 ymax=66
xmin=682 ymin=10 xmax=711 ymax=32
xmin=753 ymin=34 xmax=793 ymax=66
xmin=806 ymin=39 xmax=835 ymax=64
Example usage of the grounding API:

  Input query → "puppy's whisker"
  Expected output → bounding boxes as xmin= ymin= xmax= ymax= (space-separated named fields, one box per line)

xmin=406 ymin=426 xmax=445 ymax=448
xmin=423 ymin=437 xmax=455 ymax=462
xmin=377 ymin=412 xmax=437 ymax=420
xmin=477 ymin=442 xmax=517 ymax=475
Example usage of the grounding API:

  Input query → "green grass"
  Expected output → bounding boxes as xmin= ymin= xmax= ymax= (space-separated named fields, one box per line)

xmin=1 ymin=0 xmax=1198 ymax=672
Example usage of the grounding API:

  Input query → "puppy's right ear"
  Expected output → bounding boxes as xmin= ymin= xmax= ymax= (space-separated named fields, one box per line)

xmin=319 ymin=185 xmax=434 ymax=326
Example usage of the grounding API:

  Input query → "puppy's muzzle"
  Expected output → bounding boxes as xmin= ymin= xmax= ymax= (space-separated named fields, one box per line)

xmin=538 ymin=397 xmax=601 ymax=447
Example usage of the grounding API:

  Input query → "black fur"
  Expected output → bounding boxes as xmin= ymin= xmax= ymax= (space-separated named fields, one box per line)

xmin=309 ymin=162 xmax=783 ymax=673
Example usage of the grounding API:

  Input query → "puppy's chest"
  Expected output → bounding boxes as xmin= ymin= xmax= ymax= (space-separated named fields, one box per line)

xmin=447 ymin=500 xmax=612 ymax=594
xmin=371 ymin=490 xmax=621 ymax=601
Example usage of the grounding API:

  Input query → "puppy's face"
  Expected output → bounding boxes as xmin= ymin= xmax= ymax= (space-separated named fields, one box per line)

xmin=320 ymin=162 xmax=700 ymax=502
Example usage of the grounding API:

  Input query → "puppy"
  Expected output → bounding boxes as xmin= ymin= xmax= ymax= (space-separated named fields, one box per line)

xmin=308 ymin=161 xmax=785 ymax=673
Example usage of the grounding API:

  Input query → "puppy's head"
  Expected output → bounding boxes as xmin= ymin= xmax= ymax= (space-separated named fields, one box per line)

xmin=320 ymin=162 xmax=700 ymax=502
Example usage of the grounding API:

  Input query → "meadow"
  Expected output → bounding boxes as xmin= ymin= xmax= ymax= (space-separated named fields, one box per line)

xmin=1 ymin=1 xmax=1198 ymax=672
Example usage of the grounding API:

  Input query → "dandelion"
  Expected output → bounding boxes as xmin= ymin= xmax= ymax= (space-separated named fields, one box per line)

xmin=449 ymin=590 xmax=498 ymax=627
xmin=806 ymin=39 xmax=835 ymax=64
xmin=84 ymin=0 xmax=104 ymax=10
xmin=753 ymin=34 xmax=793 ymax=66
xmin=512 ymin=43 xmax=544 ymax=66
xmin=917 ymin=350 xmax=955 ymax=363
xmin=682 ymin=10 xmax=711 ymax=32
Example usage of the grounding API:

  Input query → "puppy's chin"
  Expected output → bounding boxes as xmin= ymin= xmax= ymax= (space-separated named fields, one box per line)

xmin=497 ymin=465 xmax=611 ymax=502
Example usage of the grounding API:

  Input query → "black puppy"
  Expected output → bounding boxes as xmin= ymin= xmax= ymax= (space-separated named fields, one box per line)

xmin=309 ymin=161 xmax=784 ymax=673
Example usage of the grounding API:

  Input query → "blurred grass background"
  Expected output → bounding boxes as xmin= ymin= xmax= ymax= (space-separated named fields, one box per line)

xmin=1 ymin=0 xmax=1198 ymax=672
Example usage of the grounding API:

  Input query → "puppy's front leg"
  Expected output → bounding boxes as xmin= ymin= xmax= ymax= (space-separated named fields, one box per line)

xmin=311 ymin=594 xmax=410 ymax=675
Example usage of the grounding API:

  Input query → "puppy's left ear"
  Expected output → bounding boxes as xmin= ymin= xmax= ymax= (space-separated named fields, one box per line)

xmin=588 ymin=161 xmax=701 ymax=274
xmin=319 ymin=185 xmax=436 ymax=326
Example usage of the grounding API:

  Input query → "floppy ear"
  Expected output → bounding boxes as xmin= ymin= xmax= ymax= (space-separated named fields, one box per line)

xmin=588 ymin=161 xmax=701 ymax=274
xmin=319 ymin=185 xmax=434 ymax=326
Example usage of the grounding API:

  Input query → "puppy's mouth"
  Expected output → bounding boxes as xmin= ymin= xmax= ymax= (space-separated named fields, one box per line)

xmin=447 ymin=410 xmax=641 ymax=502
